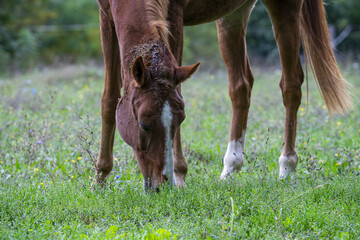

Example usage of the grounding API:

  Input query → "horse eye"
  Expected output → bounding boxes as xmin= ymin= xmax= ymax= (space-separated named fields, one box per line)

xmin=139 ymin=122 xmax=151 ymax=132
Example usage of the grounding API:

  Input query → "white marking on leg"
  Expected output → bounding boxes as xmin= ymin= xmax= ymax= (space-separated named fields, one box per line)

xmin=279 ymin=154 xmax=298 ymax=179
xmin=220 ymin=131 xmax=246 ymax=179
xmin=161 ymin=101 xmax=176 ymax=186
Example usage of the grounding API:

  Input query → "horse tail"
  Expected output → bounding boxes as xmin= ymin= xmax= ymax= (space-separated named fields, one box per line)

xmin=300 ymin=0 xmax=352 ymax=114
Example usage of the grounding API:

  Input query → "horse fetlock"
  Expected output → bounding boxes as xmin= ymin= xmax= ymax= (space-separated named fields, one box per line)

xmin=220 ymin=138 xmax=245 ymax=179
xmin=174 ymin=168 xmax=187 ymax=187
xmin=221 ymin=155 xmax=244 ymax=179
xmin=220 ymin=153 xmax=244 ymax=179
xmin=95 ymin=158 xmax=113 ymax=176
xmin=173 ymin=154 xmax=188 ymax=187
xmin=279 ymin=154 xmax=298 ymax=179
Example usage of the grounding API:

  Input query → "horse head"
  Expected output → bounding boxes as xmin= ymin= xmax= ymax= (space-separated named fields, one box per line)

xmin=116 ymin=42 xmax=199 ymax=190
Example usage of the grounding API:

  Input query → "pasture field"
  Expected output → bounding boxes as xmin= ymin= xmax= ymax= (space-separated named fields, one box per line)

xmin=0 ymin=64 xmax=359 ymax=239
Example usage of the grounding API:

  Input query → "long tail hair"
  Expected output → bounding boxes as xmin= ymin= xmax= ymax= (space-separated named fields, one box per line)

xmin=300 ymin=0 xmax=352 ymax=114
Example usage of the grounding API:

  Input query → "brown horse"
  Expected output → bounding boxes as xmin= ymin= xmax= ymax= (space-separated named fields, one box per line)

xmin=95 ymin=0 xmax=352 ymax=190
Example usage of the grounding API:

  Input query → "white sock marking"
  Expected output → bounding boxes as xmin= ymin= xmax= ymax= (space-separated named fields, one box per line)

xmin=161 ymin=101 xmax=176 ymax=185
xmin=221 ymin=131 xmax=246 ymax=179
xmin=279 ymin=154 xmax=298 ymax=179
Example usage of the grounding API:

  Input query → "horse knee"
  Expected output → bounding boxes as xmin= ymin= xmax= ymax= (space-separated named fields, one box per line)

xmin=229 ymin=80 xmax=252 ymax=109
xmin=101 ymin=94 xmax=118 ymax=121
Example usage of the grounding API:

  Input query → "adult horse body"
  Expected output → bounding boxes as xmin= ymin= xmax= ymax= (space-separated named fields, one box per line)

xmin=95 ymin=0 xmax=352 ymax=189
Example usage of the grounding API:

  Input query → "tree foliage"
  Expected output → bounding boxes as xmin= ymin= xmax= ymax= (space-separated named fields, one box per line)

xmin=0 ymin=0 xmax=99 ymax=72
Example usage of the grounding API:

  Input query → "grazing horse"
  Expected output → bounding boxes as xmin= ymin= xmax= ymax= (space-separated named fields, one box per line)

xmin=95 ymin=0 xmax=352 ymax=190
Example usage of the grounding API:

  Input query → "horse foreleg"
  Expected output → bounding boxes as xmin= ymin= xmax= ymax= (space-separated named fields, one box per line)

xmin=263 ymin=0 xmax=304 ymax=179
xmin=168 ymin=2 xmax=188 ymax=186
xmin=95 ymin=11 xmax=121 ymax=185
xmin=216 ymin=2 xmax=255 ymax=179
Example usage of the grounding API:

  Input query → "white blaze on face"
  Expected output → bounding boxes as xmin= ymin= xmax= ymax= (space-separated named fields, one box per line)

xmin=161 ymin=101 xmax=176 ymax=186
xmin=220 ymin=131 xmax=246 ymax=179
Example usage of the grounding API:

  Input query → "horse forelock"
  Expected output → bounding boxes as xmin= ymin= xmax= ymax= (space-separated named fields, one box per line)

xmin=144 ymin=0 xmax=170 ymax=50
xmin=127 ymin=42 xmax=175 ymax=88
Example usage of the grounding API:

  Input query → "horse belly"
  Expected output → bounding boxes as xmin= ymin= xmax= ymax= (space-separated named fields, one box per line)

xmin=183 ymin=0 xmax=250 ymax=25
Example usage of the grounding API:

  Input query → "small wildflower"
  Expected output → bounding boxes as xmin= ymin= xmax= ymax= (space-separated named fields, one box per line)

xmin=337 ymin=121 xmax=341 ymax=126
xmin=335 ymin=153 xmax=338 ymax=157
xmin=336 ymin=163 xmax=341 ymax=166
xmin=300 ymin=112 xmax=304 ymax=117
xmin=29 ymin=130 xmax=33 ymax=133
xmin=114 ymin=158 xmax=118 ymax=161
xmin=40 ymin=182 xmax=44 ymax=186
xmin=0 ymin=161 xmax=4 ymax=164
xmin=38 ymin=141 xmax=42 ymax=145
xmin=115 ymin=175 xmax=120 ymax=179
xmin=30 ymin=176 xmax=33 ymax=179
xmin=71 ymin=176 xmax=74 ymax=179
xmin=77 ymin=157 xmax=82 ymax=160
xmin=72 ymin=160 xmax=76 ymax=163
xmin=65 ymin=159 xmax=68 ymax=162
xmin=85 ymin=158 xmax=88 ymax=161
xmin=35 ymin=168 xmax=39 ymax=172
xmin=300 ymin=107 xmax=304 ymax=112
xmin=89 ymin=176 xmax=92 ymax=180
xmin=323 ymin=105 xmax=327 ymax=110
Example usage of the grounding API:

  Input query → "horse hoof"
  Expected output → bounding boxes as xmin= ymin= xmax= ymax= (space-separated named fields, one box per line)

xmin=278 ymin=154 xmax=298 ymax=179
xmin=220 ymin=160 xmax=243 ymax=180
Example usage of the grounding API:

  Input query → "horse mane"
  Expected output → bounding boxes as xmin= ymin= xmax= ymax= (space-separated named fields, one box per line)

xmin=144 ymin=0 xmax=170 ymax=50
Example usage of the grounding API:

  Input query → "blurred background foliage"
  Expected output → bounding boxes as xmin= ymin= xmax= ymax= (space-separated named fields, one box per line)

xmin=0 ymin=0 xmax=359 ymax=73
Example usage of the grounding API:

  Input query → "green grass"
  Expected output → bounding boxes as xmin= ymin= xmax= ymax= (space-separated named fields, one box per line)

xmin=0 ymin=64 xmax=359 ymax=239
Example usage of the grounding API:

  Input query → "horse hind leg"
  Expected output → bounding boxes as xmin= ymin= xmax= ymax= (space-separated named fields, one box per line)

xmin=95 ymin=10 xmax=122 ymax=185
xmin=263 ymin=0 xmax=304 ymax=178
xmin=216 ymin=0 xmax=256 ymax=179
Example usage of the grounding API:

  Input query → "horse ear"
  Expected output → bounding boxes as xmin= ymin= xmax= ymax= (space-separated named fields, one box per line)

xmin=175 ymin=62 xmax=200 ymax=84
xmin=131 ymin=56 xmax=148 ymax=87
